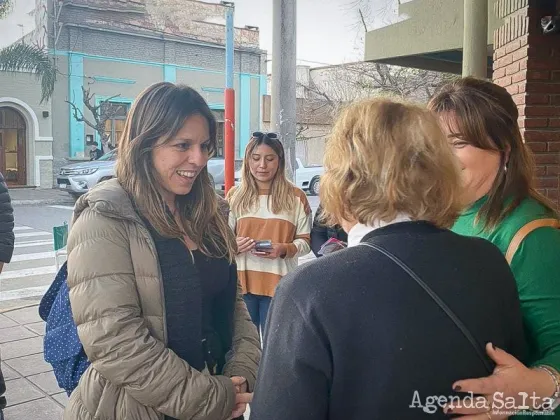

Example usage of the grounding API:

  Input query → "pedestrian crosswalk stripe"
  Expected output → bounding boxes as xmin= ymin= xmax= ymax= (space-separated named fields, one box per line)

xmin=10 ymin=251 xmax=56 ymax=262
xmin=15 ymin=231 xmax=52 ymax=239
xmin=49 ymin=205 xmax=74 ymax=210
xmin=0 ymin=224 xmax=62 ymax=304
xmin=0 ymin=265 xmax=57 ymax=280
xmin=13 ymin=226 xmax=33 ymax=232
xmin=14 ymin=240 xmax=54 ymax=248
xmin=0 ymin=285 xmax=50 ymax=302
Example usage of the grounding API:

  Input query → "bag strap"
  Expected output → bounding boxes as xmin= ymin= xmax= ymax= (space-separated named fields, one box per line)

xmin=505 ymin=218 xmax=560 ymax=265
xmin=360 ymin=242 xmax=494 ymax=374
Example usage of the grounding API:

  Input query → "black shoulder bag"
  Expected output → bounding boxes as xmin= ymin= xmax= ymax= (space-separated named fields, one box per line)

xmin=360 ymin=242 xmax=494 ymax=375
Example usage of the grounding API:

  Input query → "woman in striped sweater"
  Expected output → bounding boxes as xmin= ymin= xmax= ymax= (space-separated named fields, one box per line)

xmin=227 ymin=132 xmax=312 ymax=337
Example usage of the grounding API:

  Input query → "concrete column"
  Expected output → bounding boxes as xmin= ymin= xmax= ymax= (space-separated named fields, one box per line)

xmin=271 ymin=0 xmax=297 ymax=181
xmin=462 ymin=0 xmax=488 ymax=78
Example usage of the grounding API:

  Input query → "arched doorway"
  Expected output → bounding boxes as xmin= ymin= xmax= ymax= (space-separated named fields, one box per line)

xmin=0 ymin=107 xmax=27 ymax=185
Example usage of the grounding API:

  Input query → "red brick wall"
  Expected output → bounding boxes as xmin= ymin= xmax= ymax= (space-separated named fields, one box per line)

xmin=493 ymin=0 xmax=560 ymax=207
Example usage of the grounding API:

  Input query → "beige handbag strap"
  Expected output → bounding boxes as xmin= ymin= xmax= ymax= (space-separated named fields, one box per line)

xmin=505 ymin=218 xmax=560 ymax=264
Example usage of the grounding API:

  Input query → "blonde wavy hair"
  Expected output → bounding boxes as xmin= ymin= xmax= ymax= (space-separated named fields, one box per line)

xmin=320 ymin=97 xmax=462 ymax=229
xmin=228 ymin=134 xmax=295 ymax=215
xmin=115 ymin=82 xmax=236 ymax=261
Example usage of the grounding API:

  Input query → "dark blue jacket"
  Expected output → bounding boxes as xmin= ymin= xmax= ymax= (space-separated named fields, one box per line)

xmin=0 ymin=171 xmax=14 ymax=407
xmin=0 ymin=172 xmax=14 ymax=264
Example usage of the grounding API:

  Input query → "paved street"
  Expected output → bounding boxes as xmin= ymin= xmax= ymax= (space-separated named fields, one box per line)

xmin=2 ymin=195 xmax=319 ymax=312
xmin=13 ymin=205 xmax=74 ymax=236
xmin=0 ymin=205 xmax=74 ymax=312
xmin=0 ymin=193 xmax=320 ymax=418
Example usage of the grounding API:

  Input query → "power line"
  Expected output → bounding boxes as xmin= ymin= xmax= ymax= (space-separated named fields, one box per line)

xmin=266 ymin=55 xmax=359 ymax=68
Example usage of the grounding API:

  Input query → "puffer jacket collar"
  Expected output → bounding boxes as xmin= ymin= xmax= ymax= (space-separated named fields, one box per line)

xmin=73 ymin=178 xmax=142 ymax=225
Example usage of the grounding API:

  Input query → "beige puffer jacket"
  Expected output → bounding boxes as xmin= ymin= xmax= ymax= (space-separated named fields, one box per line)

xmin=63 ymin=179 xmax=261 ymax=420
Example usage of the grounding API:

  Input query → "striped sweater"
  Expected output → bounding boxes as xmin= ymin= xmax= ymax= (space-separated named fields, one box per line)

xmin=228 ymin=186 xmax=312 ymax=297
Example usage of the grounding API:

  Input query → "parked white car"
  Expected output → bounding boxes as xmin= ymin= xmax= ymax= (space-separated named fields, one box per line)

xmin=235 ymin=157 xmax=323 ymax=195
xmin=57 ymin=150 xmax=228 ymax=198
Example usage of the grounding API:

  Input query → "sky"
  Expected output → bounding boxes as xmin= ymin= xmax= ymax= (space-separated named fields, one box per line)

xmin=0 ymin=0 xmax=400 ymax=66
xmin=234 ymin=0 xmax=397 ymax=67
xmin=0 ymin=0 xmax=35 ymax=47
xmin=235 ymin=0 xmax=402 ymax=67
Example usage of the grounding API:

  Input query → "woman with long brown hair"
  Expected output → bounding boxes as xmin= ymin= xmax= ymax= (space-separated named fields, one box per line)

xmin=429 ymin=77 xmax=560 ymax=418
xmin=63 ymin=82 xmax=260 ymax=420
xmin=227 ymin=132 xmax=311 ymax=337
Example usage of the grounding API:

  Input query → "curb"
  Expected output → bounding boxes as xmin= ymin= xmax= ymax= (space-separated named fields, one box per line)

xmin=0 ymin=302 xmax=40 ymax=314
xmin=12 ymin=199 xmax=75 ymax=206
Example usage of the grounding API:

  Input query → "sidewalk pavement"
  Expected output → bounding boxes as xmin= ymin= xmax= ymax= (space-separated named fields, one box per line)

xmin=0 ymin=253 xmax=318 ymax=418
xmin=0 ymin=304 xmax=67 ymax=419
xmin=9 ymin=188 xmax=75 ymax=206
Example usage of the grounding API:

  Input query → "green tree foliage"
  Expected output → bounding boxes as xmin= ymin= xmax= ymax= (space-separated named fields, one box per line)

xmin=0 ymin=43 xmax=56 ymax=103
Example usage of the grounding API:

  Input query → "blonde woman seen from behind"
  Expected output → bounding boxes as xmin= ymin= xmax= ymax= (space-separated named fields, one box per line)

xmin=249 ymin=98 xmax=526 ymax=420
xmin=64 ymin=82 xmax=260 ymax=420
xmin=227 ymin=132 xmax=311 ymax=338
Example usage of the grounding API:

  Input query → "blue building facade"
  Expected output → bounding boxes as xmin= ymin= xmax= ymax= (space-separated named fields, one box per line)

xmin=47 ymin=0 xmax=267 ymax=180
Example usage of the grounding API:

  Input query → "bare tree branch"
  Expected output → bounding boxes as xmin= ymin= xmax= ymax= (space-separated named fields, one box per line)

xmin=301 ymin=61 xmax=453 ymax=106
xmin=66 ymin=85 xmax=125 ymax=153
xmin=294 ymin=59 xmax=456 ymax=158
xmin=358 ymin=8 xmax=368 ymax=33
xmin=346 ymin=0 xmax=399 ymax=33
xmin=66 ymin=99 xmax=98 ymax=131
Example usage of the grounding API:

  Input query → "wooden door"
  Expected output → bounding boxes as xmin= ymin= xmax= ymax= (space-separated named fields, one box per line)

xmin=17 ymin=127 xmax=26 ymax=185
xmin=0 ymin=108 xmax=27 ymax=186
xmin=0 ymin=132 xmax=5 ymax=177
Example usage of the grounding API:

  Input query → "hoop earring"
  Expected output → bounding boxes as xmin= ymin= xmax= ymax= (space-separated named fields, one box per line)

xmin=504 ymin=164 xmax=508 ymax=173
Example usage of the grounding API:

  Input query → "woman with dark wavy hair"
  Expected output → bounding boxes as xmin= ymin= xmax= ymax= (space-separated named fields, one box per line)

xmin=64 ymin=82 xmax=260 ymax=420
xmin=429 ymin=77 xmax=560 ymax=419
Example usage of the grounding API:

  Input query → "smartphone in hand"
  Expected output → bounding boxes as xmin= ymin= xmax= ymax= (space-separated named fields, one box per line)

xmin=254 ymin=240 xmax=273 ymax=254
xmin=318 ymin=238 xmax=347 ymax=256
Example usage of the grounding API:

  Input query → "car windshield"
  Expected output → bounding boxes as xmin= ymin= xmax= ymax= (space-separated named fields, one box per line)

xmin=97 ymin=149 xmax=117 ymax=161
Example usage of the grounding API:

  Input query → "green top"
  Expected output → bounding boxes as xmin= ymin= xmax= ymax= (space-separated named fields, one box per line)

xmin=453 ymin=196 xmax=560 ymax=417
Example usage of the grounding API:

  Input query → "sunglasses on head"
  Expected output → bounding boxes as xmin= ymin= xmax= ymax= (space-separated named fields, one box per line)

xmin=252 ymin=131 xmax=279 ymax=140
